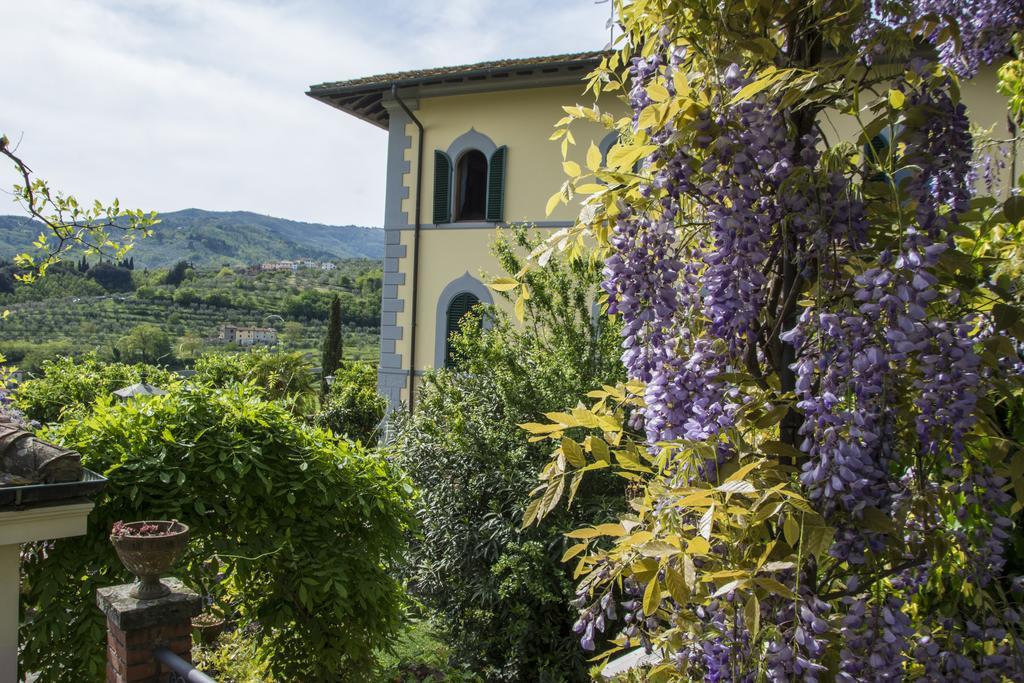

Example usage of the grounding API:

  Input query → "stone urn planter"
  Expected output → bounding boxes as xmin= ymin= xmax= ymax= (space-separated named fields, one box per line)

xmin=109 ymin=520 xmax=189 ymax=600
xmin=191 ymin=612 xmax=226 ymax=644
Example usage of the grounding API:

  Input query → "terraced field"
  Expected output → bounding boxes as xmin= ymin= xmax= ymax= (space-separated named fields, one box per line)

xmin=0 ymin=262 xmax=381 ymax=372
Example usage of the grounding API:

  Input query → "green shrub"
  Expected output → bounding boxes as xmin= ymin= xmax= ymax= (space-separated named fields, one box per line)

xmin=391 ymin=230 xmax=625 ymax=681
xmin=20 ymin=383 xmax=414 ymax=681
xmin=115 ymin=322 xmax=174 ymax=365
xmin=193 ymin=628 xmax=273 ymax=683
xmin=315 ymin=361 xmax=386 ymax=444
xmin=87 ymin=262 xmax=135 ymax=292
xmin=191 ymin=349 xmax=318 ymax=414
xmin=373 ymin=618 xmax=481 ymax=682
xmin=13 ymin=354 xmax=177 ymax=423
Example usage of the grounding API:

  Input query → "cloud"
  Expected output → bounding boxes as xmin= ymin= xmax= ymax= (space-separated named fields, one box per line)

xmin=0 ymin=0 xmax=609 ymax=226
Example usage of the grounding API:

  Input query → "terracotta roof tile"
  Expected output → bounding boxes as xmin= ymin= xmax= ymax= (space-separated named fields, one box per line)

xmin=308 ymin=51 xmax=602 ymax=93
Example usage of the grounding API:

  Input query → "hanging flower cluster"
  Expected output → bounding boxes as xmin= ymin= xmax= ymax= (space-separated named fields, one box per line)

xmin=857 ymin=0 xmax=1024 ymax=77
xmin=521 ymin=1 xmax=1024 ymax=681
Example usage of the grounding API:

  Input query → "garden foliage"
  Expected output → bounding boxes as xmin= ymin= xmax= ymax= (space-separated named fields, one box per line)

xmin=191 ymin=349 xmax=319 ymax=414
xmin=14 ymin=354 xmax=177 ymax=424
xmin=314 ymin=360 xmax=386 ymax=444
xmin=391 ymin=230 xmax=624 ymax=681
xmin=517 ymin=1 xmax=1024 ymax=680
xmin=20 ymin=383 xmax=414 ymax=682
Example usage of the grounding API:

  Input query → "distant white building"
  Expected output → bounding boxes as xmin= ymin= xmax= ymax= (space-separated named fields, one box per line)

xmin=257 ymin=259 xmax=335 ymax=271
xmin=219 ymin=324 xmax=278 ymax=346
xmin=260 ymin=261 xmax=299 ymax=271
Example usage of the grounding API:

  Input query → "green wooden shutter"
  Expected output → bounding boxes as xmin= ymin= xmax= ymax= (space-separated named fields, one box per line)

xmin=445 ymin=293 xmax=480 ymax=367
xmin=485 ymin=145 xmax=507 ymax=222
xmin=433 ymin=151 xmax=452 ymax=224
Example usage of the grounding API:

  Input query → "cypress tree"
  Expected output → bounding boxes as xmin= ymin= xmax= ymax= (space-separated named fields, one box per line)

xmin=321 ymin=295 xmax=343 ymax=393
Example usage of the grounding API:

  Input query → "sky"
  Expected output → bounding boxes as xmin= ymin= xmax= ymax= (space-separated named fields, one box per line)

xmin=1 ymin=0 xmax=613 ymax=227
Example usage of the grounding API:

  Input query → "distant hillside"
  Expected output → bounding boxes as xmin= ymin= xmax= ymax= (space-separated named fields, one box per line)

xmin=0 ymin=209 xmax=384 ymax=268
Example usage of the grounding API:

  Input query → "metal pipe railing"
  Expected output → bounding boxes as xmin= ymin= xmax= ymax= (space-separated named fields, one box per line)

xmin=153 ymin=646 xmax=217 ymax=683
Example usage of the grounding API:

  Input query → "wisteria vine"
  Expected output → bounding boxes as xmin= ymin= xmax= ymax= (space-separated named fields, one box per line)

xmin=549 ymin=1 xmax=1024 ymax=681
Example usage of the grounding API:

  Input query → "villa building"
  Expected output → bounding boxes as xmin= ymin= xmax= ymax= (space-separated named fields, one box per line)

xmin=307 ymin=52 xmax=618 ymax=409
xmin=218 ymin=324 xmax=278 ymax=347
xmin=307 ymin=52 xmax=1012 ymax=411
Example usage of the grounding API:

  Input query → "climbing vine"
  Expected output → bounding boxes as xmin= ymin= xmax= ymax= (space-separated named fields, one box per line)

xmin=519 ymin=0 xmax=1024 ymax=679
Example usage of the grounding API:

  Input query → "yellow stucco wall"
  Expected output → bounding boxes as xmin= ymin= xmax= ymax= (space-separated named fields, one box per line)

xmin=386 ymin=83 xmax=621 ymax=404
xmin=403 ymin=84 xmax=619 ymax=226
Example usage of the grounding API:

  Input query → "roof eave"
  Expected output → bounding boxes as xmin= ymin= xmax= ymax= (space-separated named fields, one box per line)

xmin=306 ymin=53 xmax=602 ymax=129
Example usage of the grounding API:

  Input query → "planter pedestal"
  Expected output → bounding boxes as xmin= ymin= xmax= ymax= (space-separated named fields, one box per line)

xmin=96 ymin=578 xmax=202 ymax=683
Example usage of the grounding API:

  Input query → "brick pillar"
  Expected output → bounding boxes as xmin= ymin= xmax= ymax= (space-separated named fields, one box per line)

xmin=96 ymin=577 xmax=202 ymax=683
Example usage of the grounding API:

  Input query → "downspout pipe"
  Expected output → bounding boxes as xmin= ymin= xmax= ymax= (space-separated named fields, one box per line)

xmin=391 ymin=84 xmax=423 ymax=411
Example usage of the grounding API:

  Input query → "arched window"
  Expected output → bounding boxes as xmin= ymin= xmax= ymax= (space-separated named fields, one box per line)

xmin=455 ymin=150 xmax=488 ymax=221
xmin=444 ymin=292 xmax=481 ymax=367
xmin=432 ymin=134 xmax=506 ymax=225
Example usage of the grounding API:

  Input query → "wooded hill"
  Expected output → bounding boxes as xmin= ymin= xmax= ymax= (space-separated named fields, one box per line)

xmin=0 ymin=209 xmax=384 ymax=268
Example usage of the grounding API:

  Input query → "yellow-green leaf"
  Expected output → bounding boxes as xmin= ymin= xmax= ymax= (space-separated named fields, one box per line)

xmin=637 ymin=105 xmax=661 ymax=129
xmin=687 ymin=537 xmax=711 ymax=555
xmin=712 ymin=578 xmax=747 ymax=598
xmin=672 ymin=71 xmax=690 ymax=98
xmin=783 ymin=515 xmax=800 ymax=548
xmin=682 ymin=554 xmax=697 ymax=589
xmin=561 ymin=542 xmax=588 ymax=563
xmin=565 ymin=527 xmax=604 ymax=539
xmin=518 ymin=422 xmax=565 ymax=434
xmin=888 ymin=88 xmax=905 ymax=109
xmin=745 ymin=594 xmax=761 ymax=638
xmin=593 ymin=523 xmax=628 ymax=537
xmin=699 ymin=504 xmax=714 ymax=540
xmin=586 ymin=142 xmax=602 ymax=171
xmin=647 ymin=82 xmax=670 ymax=102
xmin=639 ymin=541 xmax=679 ymax=558
xmin=563 ymin=160 xmax=582 ymax=177
xmin=725 ymin=460 xmax=762 ymax=484
xmin=729 ymin=70 xmax=781 ymax=104
xmin=754 ymin=577 xmax=797 ymax=599
xmin=717 ymin=480 xmax=756 ymax=495
xmin=754 ymin=404 xmax=789 ymax=428
xmin=761 ymin=441 xmax=804 ymax=461
xmin=606 ymin=144 xmax=657 ymax=172
xmin=677 ymin=489 xmax=715 ymax=508
xmin=590 ymin=437 xmax=611 ymax=463
xmin=804 ymin=524 xmax=835 ymax=559
xmin=489 ymin=277 xmax=519 ymax=292
xmin=642 ymin=576 xmax=661 ymax=616
xmin=665 ymin=565 xmax=689 ymax=603
xmin=545 ymin=192 xmax=562 ymax=216
xmin=562 ymin=437 xmax=586 ymax=468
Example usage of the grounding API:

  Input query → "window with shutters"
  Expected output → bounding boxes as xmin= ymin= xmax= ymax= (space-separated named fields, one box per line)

xmin=444 ymin=292 xmax=481 ymax=368
xmin=455 ymin=150 xmax=488 ymax=221
xmin=433 ymin=144 xmax=507 ymax=224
